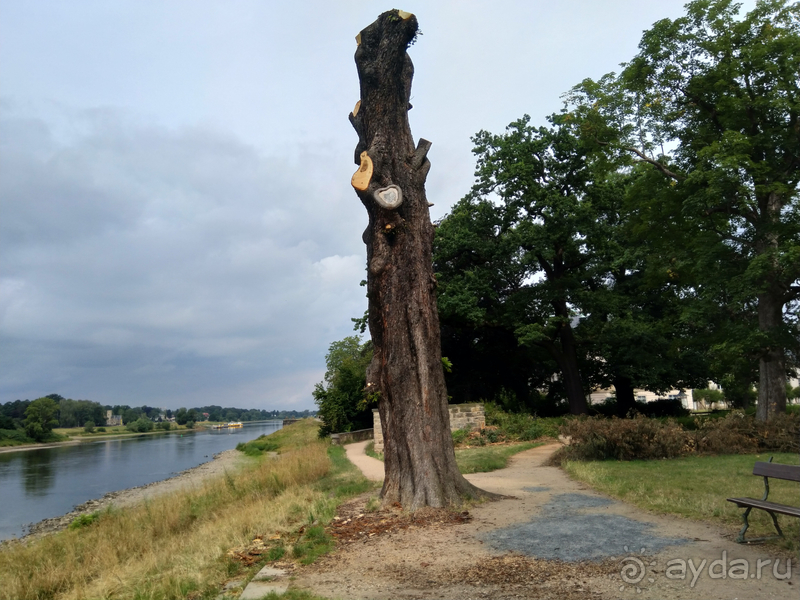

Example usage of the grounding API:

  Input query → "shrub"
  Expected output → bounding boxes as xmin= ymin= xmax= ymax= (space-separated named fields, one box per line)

xmin=484 ymin=402 xmax=561 ymax=440
xmin=158 ymin=421 xmax=172 ymax=431
xmin=451 ymin=428 xmax=470 ymax=445
xmin=83 ymin=421 xmax=95 ymax=433
xmin=236 ymin=435 xmax=280 ymax=456
xmin=558 ymin=415 xmax=689 ymax=462
xmin=126 ymin=418 xmax=154 ymax=433
xmin=69 ymin=512 xmax=100 ymax=530
xmin=640 ymin=398 xmax=690 ymax=418
xmin=0 ymin=428 xmax=33 ymax=444
xmin=555 ymin=411 xmax=799 ymax=462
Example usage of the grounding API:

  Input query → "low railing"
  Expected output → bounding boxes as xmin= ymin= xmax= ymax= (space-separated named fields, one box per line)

xmin=330 ymin=428 xmax=374 ymax=445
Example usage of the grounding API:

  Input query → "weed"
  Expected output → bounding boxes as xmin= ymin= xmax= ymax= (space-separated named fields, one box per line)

xmin=68 ymin=512 xmax=100 ymax=530
xmin=365 ymin=496 xmax=381 ymax=512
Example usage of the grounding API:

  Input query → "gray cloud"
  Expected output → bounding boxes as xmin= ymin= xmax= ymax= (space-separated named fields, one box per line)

xmin=1 ymin=106 xmax=367 ymax=408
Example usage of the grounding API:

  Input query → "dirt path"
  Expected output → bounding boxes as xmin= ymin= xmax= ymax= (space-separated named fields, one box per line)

xmin=344 ymin=440 xmax=384 ymax=481
xmin=291 ymin=443 xmax=797 ymax=599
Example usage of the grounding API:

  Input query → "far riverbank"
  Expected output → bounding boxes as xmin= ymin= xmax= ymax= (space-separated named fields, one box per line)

xmin=0 ymin=426 xmax=207 ymax=455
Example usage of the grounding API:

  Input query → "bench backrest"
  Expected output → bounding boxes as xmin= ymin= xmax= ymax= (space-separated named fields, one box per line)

xmin=753 ymin=461 xmax=800 ymax=482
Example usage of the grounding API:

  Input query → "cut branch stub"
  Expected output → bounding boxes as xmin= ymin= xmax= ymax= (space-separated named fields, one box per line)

xmin=374 ymin=185 xmax=403 ymax=210
xmin=351 ymin=151 xmax=373 ymax=191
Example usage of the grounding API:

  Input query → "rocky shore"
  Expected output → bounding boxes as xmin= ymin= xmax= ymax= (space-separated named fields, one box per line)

xmin=9 ymin=448 xmax=244 ymax=543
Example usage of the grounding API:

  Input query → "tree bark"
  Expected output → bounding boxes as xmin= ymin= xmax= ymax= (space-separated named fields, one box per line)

xmin=754 ymin=191 xmax=788 ymax=422
xmin=551 ymin=300 xmax=589 ymax=415
xmin=350 ymin=10 xmax=493 ymax=510
xmin=613 ymin=374 xmax=636 ymax=417
xmin=756 ymin=289 xmax=787 ymax=421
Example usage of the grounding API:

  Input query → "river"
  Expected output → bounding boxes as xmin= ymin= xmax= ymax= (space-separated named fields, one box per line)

xmin=0 ymin=421 xmax=282 ymax=541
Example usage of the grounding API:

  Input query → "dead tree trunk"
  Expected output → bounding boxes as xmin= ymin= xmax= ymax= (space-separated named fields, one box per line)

xmin=349 ymin=10 xmax=493 ymax=510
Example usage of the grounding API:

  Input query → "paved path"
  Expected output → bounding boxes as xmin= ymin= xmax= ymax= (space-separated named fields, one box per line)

xmin=344 ymin=439 xmax=384 ymax=481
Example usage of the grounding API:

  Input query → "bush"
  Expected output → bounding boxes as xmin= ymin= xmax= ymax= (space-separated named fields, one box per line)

xmin=0 ymin=428 xmax=33 ymax=444
xmin=83 ymin=421 xmax=95 ymax=433
xmin=158 ymin=421 xmax=172 ymax=431
xmin=555 ymin=411 xmax=800 ymax=462
xmin=451 ymin=428 xmax=470 ymax=445
xmin=236 ymin=435 xmax=280 ymax=456
xmin=484 ymin=402 xmax=561 ymax=440
xmin=69 ymin=512 xmax=100 ymax=530
xmin=96 ymin=427 xmax=106 ymax=432
xmin=185 ymin=421 xmax=195 ymax=429
xmin=126 ymin=418 xmax=154 ymax=433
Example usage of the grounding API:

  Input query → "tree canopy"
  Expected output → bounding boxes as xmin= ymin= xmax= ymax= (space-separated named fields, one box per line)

xmin=562 ymin=0 xmax=799 ymax=420
xmin=313 ymin=336 xmax=374 ymax=436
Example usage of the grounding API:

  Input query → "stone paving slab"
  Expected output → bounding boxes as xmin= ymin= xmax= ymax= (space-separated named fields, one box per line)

xmin=252 ymin=565 xmax=286 ymax=581
xmin=239 ymin=579 xmax=289 ymax=599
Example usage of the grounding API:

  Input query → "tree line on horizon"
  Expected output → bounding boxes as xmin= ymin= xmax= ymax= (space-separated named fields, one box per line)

xmin=0 ymin=394 xmax=316 ymax=442
xmin=315 ymin=0 xmax=799 ymax=431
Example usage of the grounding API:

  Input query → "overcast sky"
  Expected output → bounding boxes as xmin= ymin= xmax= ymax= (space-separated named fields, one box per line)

xmin=0 ymin=1 xmax=753 ymax=410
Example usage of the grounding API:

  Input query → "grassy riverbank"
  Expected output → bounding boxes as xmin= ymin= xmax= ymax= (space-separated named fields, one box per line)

xmin=0 ymin=419 xmax=373 ymax=600
xmin=563 ymin=452 xmax=800 ymax=553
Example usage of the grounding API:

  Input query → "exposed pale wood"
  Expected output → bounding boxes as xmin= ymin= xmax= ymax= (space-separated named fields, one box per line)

xmin=374 ymin=185 xmax=403 ymax=210
xmin=352 ymin=100 xmax=361 ymax=117
xmin=351 ymin=151 xmax=373 ymax=191
xmin=397 ymin=10 xmax=413 ymax=20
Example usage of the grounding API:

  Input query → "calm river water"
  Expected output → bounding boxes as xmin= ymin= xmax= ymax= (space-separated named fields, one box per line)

xmin=0 ymin=421 xmax=282 ymax=541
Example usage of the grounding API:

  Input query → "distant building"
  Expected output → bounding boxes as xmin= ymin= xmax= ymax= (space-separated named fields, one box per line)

xmin=106 ymin=410 xmax=123 ymax=427
xmin=589 ymin=388 xmax=693 ymax=410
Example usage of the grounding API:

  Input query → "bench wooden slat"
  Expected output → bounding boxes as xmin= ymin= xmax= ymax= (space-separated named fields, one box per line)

xmin=727 ymin=497 xmax=800 ymax=518
xmin=752 ymin=462 xmax=800 ymax=482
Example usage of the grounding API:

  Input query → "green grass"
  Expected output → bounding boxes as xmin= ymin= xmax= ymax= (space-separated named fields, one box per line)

xmin=364 ymin=439 xmax=540 ymax=474
xmin=236 ymin=436 xmax=280 ymax=456
xmin=455 ymin=442 xmax=540 ymax=473
xmin=563 ymin=452 xmax=800 ymax=552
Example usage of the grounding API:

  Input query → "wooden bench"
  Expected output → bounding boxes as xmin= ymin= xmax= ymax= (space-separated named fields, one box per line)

xmin=727 ymin=458 xmax=800 ymax=543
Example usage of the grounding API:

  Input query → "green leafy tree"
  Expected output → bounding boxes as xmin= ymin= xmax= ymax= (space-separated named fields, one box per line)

xmin=313 ymin=336 xmax=374 ymax=436
xmin=444 ymin=119 xmax=606 ymax=414
xmin=566 ymin=0 xmax=800 ymax=420
xmin=24 ymin=397 xmax=60 ymax=441
xmin=174 ymin=407 xmax=189 ymax=425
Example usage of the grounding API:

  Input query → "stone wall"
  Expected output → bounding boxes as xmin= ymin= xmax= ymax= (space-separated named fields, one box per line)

xmin=372 ymin=403 xmax=484 ymax=452
xmin=330 ymin=428 xmax=374 ymax=445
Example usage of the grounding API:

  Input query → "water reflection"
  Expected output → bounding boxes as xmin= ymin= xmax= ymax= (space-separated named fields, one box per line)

xmin=22 ymin=450 xmax=55 ymax=496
